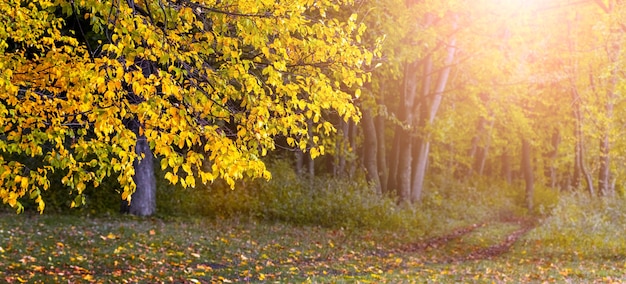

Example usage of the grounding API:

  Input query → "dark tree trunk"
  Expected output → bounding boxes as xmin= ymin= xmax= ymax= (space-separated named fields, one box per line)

xmin=362 ymin=107 xmax=382 ymax=194
xmin=468 ymin=117 xmax=485 ymax=177
xmin=334 ymin=119 xmax=349 ymax=177
xmin=348 ymin=119 xmax=358 ymax=178
xmin=121 ymin=58 xmax=158 ymax=216
xmin=295 ymin=149 xmax=304 ymax=176
xmin=521 ymin=138 xmax=534 ymax=211
xmin=307 ymin=119 xmax=315 ymax=178
xmin=376 ymin=80 xmax=389 ymax=194
xmin=475 ymin=119 xmax=494 ymax=176
xmin=501 ymin=148 xmax=512 ymax=184
xmin=387 ymin=120 xmax=402 ymax=194
xmin=122 ymin=121 xmax=157 ymax=216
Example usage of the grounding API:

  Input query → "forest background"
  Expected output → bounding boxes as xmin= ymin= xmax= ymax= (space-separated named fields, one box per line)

xmin=2 ymin=0 xmax=626 ymax=282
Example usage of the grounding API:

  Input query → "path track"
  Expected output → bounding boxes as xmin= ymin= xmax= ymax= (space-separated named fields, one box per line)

xmin=396 ymin=217 xmax=538 ymax=263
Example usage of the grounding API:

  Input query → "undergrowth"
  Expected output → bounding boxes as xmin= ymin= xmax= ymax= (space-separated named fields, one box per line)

xmin=156 ymin=161 xmax=533 ymax=237
xmin=525 ymin=192 xmax=626 ymax=258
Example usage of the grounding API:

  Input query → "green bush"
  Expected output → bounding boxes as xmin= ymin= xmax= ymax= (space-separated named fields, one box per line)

xmin=155 ymin=160 xmax=530 ymax=238
xmin=527 ymin=193 xmax=626 ymax=257
xmin=5 ymin=152 xmax=535 ymax=238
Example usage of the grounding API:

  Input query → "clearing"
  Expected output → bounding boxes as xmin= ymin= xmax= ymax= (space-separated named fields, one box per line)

xmin=0 ymin=213 xmax=623 ymax=283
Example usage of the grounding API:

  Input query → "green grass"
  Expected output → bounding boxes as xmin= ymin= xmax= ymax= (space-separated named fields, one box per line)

xmin=2 ymin=195 xmax=626 ymax=284
xmin=1 ymin=165 xmax=623 ymax=283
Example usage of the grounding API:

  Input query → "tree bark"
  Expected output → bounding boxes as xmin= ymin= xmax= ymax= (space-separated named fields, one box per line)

xmin=501 ymin=148 xmax=512 ymax=184
xmin=571 ymin=78 xmax=594 ymax=195
xmin=348 ymin=119 xmax=358 ymax=178
xmin=598 ymin=134 xmax=610 ymax=196
xmin=396 ymin=61 xmax=420 ymax=203
xmin=544 ymin=129 xmax=560 ymax=189
xmin=333 ymin=119 xmax=349 ymax=177
xmin=295 ymin=149 xmax=304 ymax=176
xmin=410 ymin=33 xmax=457 ymax=202
xmin=476 ymin=119 xmax=494 ymax=176
xmin=307 ymin=119 xmax=315 ymax=178
xmin=411 ymin=139 xmax=430 ymax=202
xmin=362 ymin=107 xmax=382 ymax=194
xmin=121 ymin=58 xmax=157 ymax=216
xmin=376 ymin=80 xmax=389 ymax=194
xmin=467 ymin=117 xmax=485 ymax=177
xmin=566 ymin=17 xmax=595 ymax=196
xmin=470 ymin=118 xmax=494 ymax=177
xmin=386 ymin=114 xmax=402 ymax=195
xmin=122 ymin=121 xmax=157 ymax=216
xmin=598 ymin=42 xmax=618 ymax=197
xmin=521 ymin=138 xmax=534 ymax=211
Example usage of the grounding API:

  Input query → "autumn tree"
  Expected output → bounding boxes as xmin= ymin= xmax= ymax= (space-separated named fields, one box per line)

xmin=0 ymin=0 xmax=370 ymax=215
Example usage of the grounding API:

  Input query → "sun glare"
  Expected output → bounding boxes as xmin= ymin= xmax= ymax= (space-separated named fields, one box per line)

xmin=491 ymin=0 xmax=548 ymax=14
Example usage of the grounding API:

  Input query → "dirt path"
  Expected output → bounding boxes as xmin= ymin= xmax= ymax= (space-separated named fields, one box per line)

xmin=461 ymin=218 xmax=536 ymax=261
xmin=397 ymin=217 xmax=538 ymax=263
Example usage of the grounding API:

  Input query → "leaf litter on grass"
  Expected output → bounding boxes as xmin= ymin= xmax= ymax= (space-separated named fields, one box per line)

xmin=1 ymin=213 xmax=626 ymax=283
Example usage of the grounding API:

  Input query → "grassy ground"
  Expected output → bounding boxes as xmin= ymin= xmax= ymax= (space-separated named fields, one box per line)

xmin=1 ymin=205 xmax=626 ymax=283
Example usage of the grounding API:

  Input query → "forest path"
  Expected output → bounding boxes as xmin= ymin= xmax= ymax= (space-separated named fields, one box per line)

xmin=394 ymin=216 xmax=539 ymax=264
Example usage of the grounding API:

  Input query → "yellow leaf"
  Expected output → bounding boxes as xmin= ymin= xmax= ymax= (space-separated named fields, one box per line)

xmin=20 ymin=177 xmax=28 ymax=190
xmin=185 ymin=175 xmax=195 ymax=188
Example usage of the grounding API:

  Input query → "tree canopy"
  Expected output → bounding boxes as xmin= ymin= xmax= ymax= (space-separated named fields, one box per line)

xmin=3 ymin=0 xmax=626 ymax=213
xmin=0 ymin=0 xmax=370 ymax=212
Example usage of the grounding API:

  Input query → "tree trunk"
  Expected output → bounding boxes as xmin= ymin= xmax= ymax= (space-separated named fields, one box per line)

xmin=566 ymin=17 xmax=596 ymax=196
xmin=348 ymin=119 xmax=358 ymax=178
xmin=307 ymin=119 xmax=315 ymax=178
xmin=501 ymin=148 xmax=512 ymax=184
xmin=376 ymin=80 xmax=389 ymax=194
xmin=334 ymin=119 xmax=349 ymax=177
xmin=295 ymin=149 xmax=304 ymax=176
xmin=476 ymin=119 xmax=494 ymax=176
xmin=571 ymin=82 xmax=594 ymax=195
xmin=598 ymin=121 xmax=612 ymax=196
xmin=410 ymin=33 xmax=457 ymax=202
xmin=411 ymin=139 xmax=430 ymax=202
xmin=120 ymin=58 xmax=157 ymax=216
xmin=521 ymin=138 xmax=534 ymax=211
xmin=544 ymin=129 xmax=560 ymax=189
xmin=468 ymin=117 xmax=485 ymax=177
xmin=396 ymin=60 xmax=420 ymax=203
xmin=386 ymin=116 xmax=402 ymax=194
xmin=598 ymin=43 xmax=618 ymax=197
xmin=362 ymin=107 xmax=382 ymax=194
xmin=471 ymin=118 xmax=494 ymax=178
xmin=122 ymin=121 xmax=157 ymax=216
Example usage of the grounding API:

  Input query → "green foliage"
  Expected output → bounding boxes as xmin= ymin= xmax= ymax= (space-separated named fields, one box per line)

xmin=423 ymin=178 xmax=527 ymax=225
xmin=0 ymin=152 xmax=120 ymax=215
xmin=493 ymin=180 xmax=560 ymax=217
xmin=157 ymin=160 xmax=407 ymax=230
xmin=526 ymin=193 xmax=626 ymax=257
xmin=531 ymin=185 xmax=560 ymax=216
xmin=156 ymin=161 xmax=531 ymax=238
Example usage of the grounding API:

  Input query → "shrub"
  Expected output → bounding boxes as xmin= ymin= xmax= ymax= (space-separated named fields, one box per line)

xmin=526 ymin=193 xmax=626 ymax=257
xmin=156 ymin=160 xmax=529 ymax=238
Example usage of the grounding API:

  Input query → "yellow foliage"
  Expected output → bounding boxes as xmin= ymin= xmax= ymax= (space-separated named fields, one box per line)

xmin=0 ymin=0 xmax=369 ymax=212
